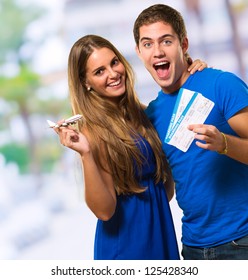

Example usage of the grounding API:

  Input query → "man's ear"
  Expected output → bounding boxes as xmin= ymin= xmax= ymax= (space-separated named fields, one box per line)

xmin=135 ymin=45 xmax=142 ymax=59
xmin=182 ymin=37 xmax=189 ymax=54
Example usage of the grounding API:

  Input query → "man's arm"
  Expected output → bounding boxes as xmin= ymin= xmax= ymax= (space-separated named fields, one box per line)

xmin=225 ymin=107 xmax=248 ymax=164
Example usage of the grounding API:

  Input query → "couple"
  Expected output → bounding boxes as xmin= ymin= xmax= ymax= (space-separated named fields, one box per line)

xmin=53 ymin=4 xmax=248 ymax=260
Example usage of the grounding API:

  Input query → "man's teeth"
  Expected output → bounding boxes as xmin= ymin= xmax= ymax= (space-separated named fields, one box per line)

xmin=154 ymin=62 xmax=168 ymax=66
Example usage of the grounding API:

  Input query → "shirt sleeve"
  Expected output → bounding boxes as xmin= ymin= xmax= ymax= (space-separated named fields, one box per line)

xmin=215 ymin=72 xmax=248 ymax=120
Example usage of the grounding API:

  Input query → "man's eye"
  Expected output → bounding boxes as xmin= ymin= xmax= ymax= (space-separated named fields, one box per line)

xmin=144 ymin=42 xmax=152 ymax=48
xmin=163 ymin=40 xmax=172 ymax=45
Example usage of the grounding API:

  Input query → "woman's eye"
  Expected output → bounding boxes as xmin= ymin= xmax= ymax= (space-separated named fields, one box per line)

xmin=112 ymin=58 xmax=119 ymax=66
xmin=95 ymin=69 xmax=104 ymax=76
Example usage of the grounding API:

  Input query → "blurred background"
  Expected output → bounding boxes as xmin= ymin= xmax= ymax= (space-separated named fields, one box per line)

xmin=0 ymin=0 xmax=247 ymax=260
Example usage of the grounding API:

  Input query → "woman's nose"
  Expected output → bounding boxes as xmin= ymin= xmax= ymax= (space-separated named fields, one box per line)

xmin=108 ymin=68 xmax=118 ymax=78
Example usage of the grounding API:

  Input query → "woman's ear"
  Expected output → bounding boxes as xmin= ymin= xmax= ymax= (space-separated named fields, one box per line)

xmin=85 ymin=82 xmax=91 ymax=91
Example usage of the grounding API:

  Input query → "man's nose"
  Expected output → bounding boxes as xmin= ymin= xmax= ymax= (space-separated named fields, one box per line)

xmin=154 ymin=42 xmax=165 ymax=57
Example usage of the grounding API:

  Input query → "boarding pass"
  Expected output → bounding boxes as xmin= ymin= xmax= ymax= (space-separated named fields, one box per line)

xmin=164 ymin=88 xmax=214 ymax=152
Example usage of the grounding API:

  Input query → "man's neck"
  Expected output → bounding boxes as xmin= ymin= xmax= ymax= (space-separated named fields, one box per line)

xmin=161 ymin=70 xmax=191 ymax=94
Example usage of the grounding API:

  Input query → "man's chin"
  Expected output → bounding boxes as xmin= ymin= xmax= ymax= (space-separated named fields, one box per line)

xmin=155 ymin=77 xmax=170 ymax=88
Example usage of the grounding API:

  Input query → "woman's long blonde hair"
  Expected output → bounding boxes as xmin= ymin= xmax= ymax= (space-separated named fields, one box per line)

xmin=68 ymin=34 xmax=168 ymax=195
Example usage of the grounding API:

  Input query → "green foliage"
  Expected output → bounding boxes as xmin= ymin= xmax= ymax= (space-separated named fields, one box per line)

xmin=0 ymin=0 xmax=45 ymax=64
xmin=0 ymin=142 xmax=30 ymax=173
xmin=37 ymin=140 xmax=63 ymax=173
xmin=0 ymin=65 xmax=40 ymax=104
xmin=0 ymin=0 xmax=69 ymax=181
xmin=0 ymin=140 xmax=63 ymax=174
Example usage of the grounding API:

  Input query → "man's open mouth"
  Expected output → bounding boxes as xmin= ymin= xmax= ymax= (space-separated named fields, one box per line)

xmin=153 ymin=61 xmax=170 ymax=78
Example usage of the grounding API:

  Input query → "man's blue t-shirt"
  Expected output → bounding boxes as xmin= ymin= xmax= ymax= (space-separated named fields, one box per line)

xmin=146 ymin=68 xmax=248 ymax=247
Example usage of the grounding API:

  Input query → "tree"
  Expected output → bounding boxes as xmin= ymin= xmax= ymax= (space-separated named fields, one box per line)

xmin=0 ymin=0 xmax=69 ymax=187
xmin=0 ymin=0 xmax=43 ymax=64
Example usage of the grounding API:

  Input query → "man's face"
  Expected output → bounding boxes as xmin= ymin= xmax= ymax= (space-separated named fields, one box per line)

xmin=135 ymin=21 xmax=189 ymax=94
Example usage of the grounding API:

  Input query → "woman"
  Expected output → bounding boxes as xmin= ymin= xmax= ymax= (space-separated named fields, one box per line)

xmin=53 ymin=35 xmax=206 ymax=260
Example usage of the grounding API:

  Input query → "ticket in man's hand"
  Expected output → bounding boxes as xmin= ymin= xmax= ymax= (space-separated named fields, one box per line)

xmin=164 ymin=88 xmax=215 ymax=152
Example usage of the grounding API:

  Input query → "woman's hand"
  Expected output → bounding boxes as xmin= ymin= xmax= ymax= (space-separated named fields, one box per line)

xmin=188 ymin=59 xmax=208 ymax=74
xmin=53 ymin=120 xmax=90 ymax=156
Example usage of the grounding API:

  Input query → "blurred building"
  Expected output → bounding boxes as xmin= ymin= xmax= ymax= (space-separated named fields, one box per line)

xmin=43 ymin=0 xmax=248 ymax=103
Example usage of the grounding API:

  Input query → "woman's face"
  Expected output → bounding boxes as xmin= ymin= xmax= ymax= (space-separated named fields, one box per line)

xmin=85 ymin=47 xmax=126 ymax=100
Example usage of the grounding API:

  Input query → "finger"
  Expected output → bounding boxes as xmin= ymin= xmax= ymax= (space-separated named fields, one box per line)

xmin=189 ymin=63 xmax=205 ymax=74
xmin=70 ymin=134 xmax=80 ymax=142
xmin=198 ymin=62 xmax=207 ymax=71
xmin=195 ymin=141 xmax=212 ymax=150
xmin=63 ymin=129 xmax=80 ymax=145
xmin=187 ymin=123 xmax=204 ymax=131
xmin=194 ymin=133 xmax=212 ymax=144
xmin=187 ymin=59 xmax=200 ymax=70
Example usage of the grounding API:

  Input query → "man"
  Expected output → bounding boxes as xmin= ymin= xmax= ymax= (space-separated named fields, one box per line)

xmin=133 ymin=4 xmax=248 ymax=260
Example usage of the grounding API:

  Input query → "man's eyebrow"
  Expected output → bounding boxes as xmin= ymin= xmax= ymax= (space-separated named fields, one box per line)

xmin=140 ymin=34 xmax=175 ymax=42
